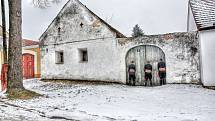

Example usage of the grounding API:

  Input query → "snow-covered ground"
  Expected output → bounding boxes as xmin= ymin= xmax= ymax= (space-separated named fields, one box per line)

xmin=0 ymin=79 xmax=215 ymax=121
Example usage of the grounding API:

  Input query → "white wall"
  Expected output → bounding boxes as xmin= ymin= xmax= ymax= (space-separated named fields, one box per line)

xmin=41 ymin=37 xmax=122 ymax=83
xmin=40 ymin=0 xmax=116 ymax=46
xmin=117 ymin=32 xmax=200 ymax=84
xmin=41 ymin=32 xmax=200 ymax=84
xmin=200 ymin=29 xmax=215 ymax=86
xmin=40 ymin=0 xmax=123 ymax=83
xmin=40 ymin=0 xmax=200 ymax=84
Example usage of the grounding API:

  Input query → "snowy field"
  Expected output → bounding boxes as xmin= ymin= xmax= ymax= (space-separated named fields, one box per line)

xmin=0 ymin=79 xmax=215 ymax=121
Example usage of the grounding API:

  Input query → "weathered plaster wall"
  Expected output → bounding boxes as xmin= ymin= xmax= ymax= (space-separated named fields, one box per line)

xmin=41 ymin=32 xmax=200 ymax=84
xmin=199 ymin=29 xmax=215 ymax=86
xmin=41 ymin=37 xmax=121 ymax=82
xmin=117 ymin=32 xmax=200 ymax=84
xmin=40 ymin=0 xmax=116 ymax=46
xmin=40 ymin=0 xmax=200 ymax=84
xmin=40 ymin=0 xmax=122 ymax=82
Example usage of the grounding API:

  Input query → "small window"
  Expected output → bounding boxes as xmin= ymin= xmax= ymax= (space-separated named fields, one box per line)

xmin=55 ymin=51 xmax=64 ymax=64
xmin=58 ymin=27 xmax=61 ymax=33
xmin=80 ymin=23 xmax=84 ymax=28
xmin=58 ymin=27 xmax=61 ymax=36
xmin=79 ymin=48 xmax=88 ymax=62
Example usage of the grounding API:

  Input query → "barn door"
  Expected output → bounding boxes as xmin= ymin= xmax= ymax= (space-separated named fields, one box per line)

xmin=126 ymin=45 xmax=165 ymax=86
xmin=22 ymin=54 xmax=34 ymax=79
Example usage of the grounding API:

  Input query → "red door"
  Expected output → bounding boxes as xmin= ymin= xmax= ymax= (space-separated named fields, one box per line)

xmin=22 ymin=54 xmax=34 ymax=79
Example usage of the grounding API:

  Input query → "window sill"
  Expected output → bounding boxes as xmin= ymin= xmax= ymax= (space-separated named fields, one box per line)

xmin=55 ymin=62 xmax=64 ymax=64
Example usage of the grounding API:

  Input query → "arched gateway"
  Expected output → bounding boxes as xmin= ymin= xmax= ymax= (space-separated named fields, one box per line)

xmin=126 ymin=45 xmax=166 ymax=86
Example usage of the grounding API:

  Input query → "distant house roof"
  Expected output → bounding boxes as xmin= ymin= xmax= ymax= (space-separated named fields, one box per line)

xmin=0 ymin=26 xmax=39 ymax=47
xmin=22 ymin=39 xmax=39 ymax=47
xmin=189 ymin=0 xmax=215 ymax=31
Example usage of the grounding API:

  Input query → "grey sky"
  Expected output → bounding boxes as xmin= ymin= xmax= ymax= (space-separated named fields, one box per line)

xmin=1 ymin=0 xmax=189 ymax=40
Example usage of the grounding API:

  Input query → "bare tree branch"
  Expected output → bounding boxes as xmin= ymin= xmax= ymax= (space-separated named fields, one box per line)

xmin=32 ymin=0 xmax=61 ymax=9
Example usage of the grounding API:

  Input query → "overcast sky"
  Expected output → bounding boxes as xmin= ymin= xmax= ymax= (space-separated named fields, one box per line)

xmin=1 ymin=0 xmax=190 ymax=40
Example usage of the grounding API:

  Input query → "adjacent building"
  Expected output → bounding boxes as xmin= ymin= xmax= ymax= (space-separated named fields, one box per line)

xmin=188 ymin=0 xmax=215 ymax=87
xmin=0 ymin=27 xmax=41 ymax=79
xmin=22 ymin=39 xmax=41 ymax=78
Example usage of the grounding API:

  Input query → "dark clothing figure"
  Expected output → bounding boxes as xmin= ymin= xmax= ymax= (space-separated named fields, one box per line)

xmin=128 ymin=63 xmax=136 ymax=86
xmin=158 ymin=61 xmax=166 ymax=85
xmin=144 ymin=63 xmax=153 ymax=86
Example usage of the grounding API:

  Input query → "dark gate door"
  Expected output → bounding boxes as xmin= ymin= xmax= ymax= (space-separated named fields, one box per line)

xmin=22 ymin=54 xmax=34 ymax=79
xmin=126 ymin=45 xmax=165 ymax=86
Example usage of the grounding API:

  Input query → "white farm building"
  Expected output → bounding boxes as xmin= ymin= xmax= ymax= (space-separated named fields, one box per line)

xmin=40 ymin=0 xmax=201 ymax=86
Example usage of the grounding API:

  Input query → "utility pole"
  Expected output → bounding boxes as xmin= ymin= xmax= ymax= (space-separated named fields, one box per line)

xmin=1 ymin=0 xmax=8 ymax=63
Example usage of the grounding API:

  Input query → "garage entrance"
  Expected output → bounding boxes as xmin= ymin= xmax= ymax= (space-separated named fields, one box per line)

xmin=126 ymin=45 xmax=165 ymax=86
xmin=23 ymin=54 xmax=34 ymax=79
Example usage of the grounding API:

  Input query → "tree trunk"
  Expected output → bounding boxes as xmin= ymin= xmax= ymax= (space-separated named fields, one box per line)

xmin=7 ymin=0 xmax=24 ymax=92
xmin=1 ymin=0 xmax=7 ymax=63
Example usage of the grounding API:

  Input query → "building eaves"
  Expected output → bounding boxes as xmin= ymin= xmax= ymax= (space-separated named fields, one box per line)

xmin=189 ymin=0 xmax=215 ymax=31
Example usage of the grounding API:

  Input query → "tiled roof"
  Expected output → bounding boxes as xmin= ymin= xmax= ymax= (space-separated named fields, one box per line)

xmin=22 ymin=39 xmax=40 ymax=47
xmin=190 ymin=0 xmax=215 ymax=30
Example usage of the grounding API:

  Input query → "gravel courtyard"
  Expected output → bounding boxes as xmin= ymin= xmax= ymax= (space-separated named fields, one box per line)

xmin=0 ymin=79 xmax=215 ymax=121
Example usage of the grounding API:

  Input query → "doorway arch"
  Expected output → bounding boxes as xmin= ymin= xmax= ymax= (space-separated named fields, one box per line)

xmin=126 ymin=45 xmax=166 ymax=86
